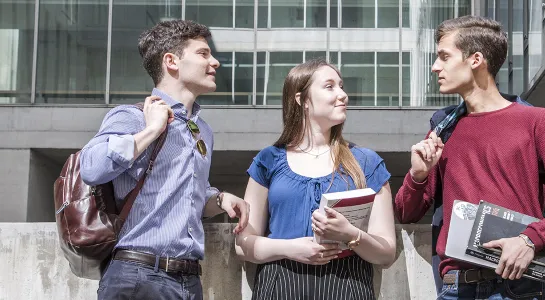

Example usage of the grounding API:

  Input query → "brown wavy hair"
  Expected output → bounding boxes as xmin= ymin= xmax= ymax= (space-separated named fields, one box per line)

xmin=273 ymin=58 xmax=366 ymax=189
xmin=436 ymin=16 xmax=507 ymax=77
xmin=138 ymin=20 xmax=211 ymax=85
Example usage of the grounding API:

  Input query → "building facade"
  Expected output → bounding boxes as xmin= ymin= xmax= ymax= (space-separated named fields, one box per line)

xmin=0 ymin=0 xmax=544 ymax=222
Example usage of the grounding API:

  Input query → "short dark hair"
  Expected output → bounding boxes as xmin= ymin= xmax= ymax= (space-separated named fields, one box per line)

xmin=436 ymin=16 xmax=507 ymax=77
xmin=138 ymin=20 xmax=211 ymax=85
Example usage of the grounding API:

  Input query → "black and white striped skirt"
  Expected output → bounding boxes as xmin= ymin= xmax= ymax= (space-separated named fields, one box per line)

xmin=252 ymin=255 xmax=375 ymax=300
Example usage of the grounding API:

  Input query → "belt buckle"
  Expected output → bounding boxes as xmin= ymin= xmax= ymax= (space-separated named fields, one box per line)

xmin=464 ymin=269 xmax=481 ymax=284
xmin=165 ymin=255 xmax=170 ymax=273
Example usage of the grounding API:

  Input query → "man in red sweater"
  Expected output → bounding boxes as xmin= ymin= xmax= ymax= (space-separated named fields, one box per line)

xmin=395 ymin=16 xmax=545 ymax=299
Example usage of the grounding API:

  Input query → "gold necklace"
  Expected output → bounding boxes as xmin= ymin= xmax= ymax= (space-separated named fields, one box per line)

xmin=297 ymin=146 xmax=331 ymax=158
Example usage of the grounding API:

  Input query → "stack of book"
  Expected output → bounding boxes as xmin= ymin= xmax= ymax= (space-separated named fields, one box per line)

xmin=465 ymin=200 xmax=545 ymax=282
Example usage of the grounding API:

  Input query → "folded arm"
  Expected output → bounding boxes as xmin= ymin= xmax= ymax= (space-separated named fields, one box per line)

xmin=235 ymin=178 xmax=338 ymax=265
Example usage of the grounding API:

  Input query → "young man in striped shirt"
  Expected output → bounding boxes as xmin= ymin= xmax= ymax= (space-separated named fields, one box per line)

xmin=80 ymin=20 xmax=249 ymax=300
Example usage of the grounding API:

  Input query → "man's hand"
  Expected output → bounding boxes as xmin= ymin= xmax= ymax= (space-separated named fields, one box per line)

xmin=483 ymin=236 xmax=535 ymax=280
xmin=221 ymin=193 xmax=250 ymax=234
xmin=410 ymin=131 xmax=444 ymax=182
xmin=143 ymin=95 xmax=174 ymax=135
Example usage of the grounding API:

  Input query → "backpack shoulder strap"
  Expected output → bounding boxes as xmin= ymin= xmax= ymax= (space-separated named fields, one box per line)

xmin=118 ymin=102 xmax=167 ymax=221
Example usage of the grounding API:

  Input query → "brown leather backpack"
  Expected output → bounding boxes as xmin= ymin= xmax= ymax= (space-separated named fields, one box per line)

xmin=53 ymin=103 xmax=167 ymax=280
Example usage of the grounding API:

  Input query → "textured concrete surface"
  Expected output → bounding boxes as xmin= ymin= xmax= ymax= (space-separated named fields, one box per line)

xmin=0 ymin=106 xmax=435 ymax=151
xmin=0 ymin=149 xmax=30 ymax=222
xmin=0 ymin=223 xmax=435 ymax=300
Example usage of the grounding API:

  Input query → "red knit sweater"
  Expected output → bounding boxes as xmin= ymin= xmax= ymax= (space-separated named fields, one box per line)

xmin=395 ymin=103 xmax=545 ymax=277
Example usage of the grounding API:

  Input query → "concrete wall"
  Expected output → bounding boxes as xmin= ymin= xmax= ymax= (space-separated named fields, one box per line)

xmin=0 ymin=149 xmax=30 ymax=222
xmin=0 ymin=106 xmax=434 ymax=223
xmin=0 ymin=149 xmax=425 ymax=224
xmin=27 ymin=150 xmax=61 ymax=222
xmin=0 ymin=106 xmax=434 ymax=151
xmin=0 ymin=223 xmax=435 ymax=300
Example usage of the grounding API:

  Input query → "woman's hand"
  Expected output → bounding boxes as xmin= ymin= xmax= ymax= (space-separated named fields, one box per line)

xmin=311 ymin=207 xmax=360 ymax=243
xmin=286 ymin=237 xmax=341 ymax=265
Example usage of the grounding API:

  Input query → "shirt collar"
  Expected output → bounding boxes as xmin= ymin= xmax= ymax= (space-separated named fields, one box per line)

xmin=151 ymin=88 xmax=201 ymax=119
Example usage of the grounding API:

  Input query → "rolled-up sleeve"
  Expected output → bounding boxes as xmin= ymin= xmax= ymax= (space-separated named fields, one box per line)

xmin=80 ymin=106 xmax=144 ymax=186
xmin=107 ymin=134 xmax=136 ymax=169
xmin=205 ymin=183 xmax=220 ymax=201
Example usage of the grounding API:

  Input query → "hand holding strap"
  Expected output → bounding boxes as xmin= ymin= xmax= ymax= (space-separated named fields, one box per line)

xmin=119 ymin=102 xmax=168 ymax=221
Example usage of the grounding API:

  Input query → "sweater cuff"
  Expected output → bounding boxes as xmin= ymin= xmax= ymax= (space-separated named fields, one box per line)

xmin=522 ymin=227 xmax=544 ymax=252
xmin=403 ymin=171 xmax=428 ymax=191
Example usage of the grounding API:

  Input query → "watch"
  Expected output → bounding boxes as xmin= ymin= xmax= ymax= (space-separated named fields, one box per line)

xmin=519 ymin=234 xmax=535 ymax=251
xmin=346 ymin=230 xmax=362 ymax=250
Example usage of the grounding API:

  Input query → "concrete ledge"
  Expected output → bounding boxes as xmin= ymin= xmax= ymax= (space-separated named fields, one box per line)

xmin=0 ymin=106 xmax=434 ymax=151
xmin=0 ymin=223 xmax=436 ymax=300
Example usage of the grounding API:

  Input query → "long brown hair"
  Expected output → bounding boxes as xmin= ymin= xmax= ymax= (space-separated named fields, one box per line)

xmin=273 ymin=58 xmax=366 ymax=189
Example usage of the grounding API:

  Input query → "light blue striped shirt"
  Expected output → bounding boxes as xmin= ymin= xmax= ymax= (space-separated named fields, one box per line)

xmin=80 ymin=88 xmax=218 ymax=260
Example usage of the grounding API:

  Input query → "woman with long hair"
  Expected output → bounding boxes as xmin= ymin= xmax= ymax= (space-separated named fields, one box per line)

xmin=235 ymin=58 xmax=396 ymax=300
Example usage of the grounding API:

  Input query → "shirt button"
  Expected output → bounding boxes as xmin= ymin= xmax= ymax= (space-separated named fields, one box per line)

xmin=191 ymin=200 xmax=195 ymax=205
xmin=193 ymin=173 xmax=197 ymax=178
xmin=189 ymin=227 xmax=193 ymax=233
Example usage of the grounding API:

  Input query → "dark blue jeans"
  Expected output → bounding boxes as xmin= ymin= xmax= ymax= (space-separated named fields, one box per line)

xmin=98 ymin=259 xmax=203 ymax=300
xmin=437 ymin=270 xmax=545 ymax=300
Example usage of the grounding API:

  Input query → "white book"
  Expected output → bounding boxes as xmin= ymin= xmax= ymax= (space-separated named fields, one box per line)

xmin=314 ymin=188 xmax=376 ymax=257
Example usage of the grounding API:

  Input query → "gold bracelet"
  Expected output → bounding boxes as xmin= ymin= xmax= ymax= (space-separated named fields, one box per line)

xmin=347 ymin=230 xmax=362 ymax=250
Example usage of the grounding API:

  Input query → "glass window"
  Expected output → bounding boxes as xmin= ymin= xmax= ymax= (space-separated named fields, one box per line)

xmin=402 ymin=52 xmax=410 ymax=106
xmin=267 ymin=52 xmax=302 ymax=105
xmin=458 ymin=0 xmax=471 ymax=17
xmin=198 ymin=52 xmax=232 ymax=104
xmin=0 ymin=0 xmax=34 ymax=104
xmin=186 ymin=0 xmax=233 ymax=28
xmin=342 ymin=0 xmax=374 ymax=28
xmin=257 ymin=0 xmax=268 ymax=28
xmin=330 ymin=51 xmax=339 ymax=67
xmin=307 ymin=0 xmax=327 ymax=28
xmin=236 ymin=0 xmax=254 ymax=28
xmin=513 ymin=55 xmax=523 ymax=95
xmin=424 ymin=53 xmax=458 ymax=107
xmin=110 ymin=0 xmax=182 ymax=104
xmin=402 ymin=0 xmax=410 ymax=28
xmin=408 ymin=0 xmax=471 ymax=106
xmin=497 ymin=0 xmax=523 ymax=32
xmin=272 ymin=1 xmax=304 ymax=28
xmin=378 ymin=0 xmax=399 ymax=28
xmin=377 ymin=52 xmax=399 ymax=106
xmin=529 ymin=0 xmax=543 ymax=82
xmin=494 ymin=0 xmax=524 ymax=94
xmin=330 ymin=0 xmax=338 ymax=28
xmin=426 ymin=4 xmax=456 ymax=29
xmin=234 ymin=52 xmax=253 ymax=105
xmin=341 ymin=52 xmax=374 ymax=106
xmin=305 ymin=51 xmax=326 ymax=61
xmin=256 ymin=52 xmax=266 ymax=104
xmin=36 ymin=0 xmax=108 ymax=104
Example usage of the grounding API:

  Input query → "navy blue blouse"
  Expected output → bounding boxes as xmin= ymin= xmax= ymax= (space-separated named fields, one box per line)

xmin=247 ymin=146 xmax=391 ymax=239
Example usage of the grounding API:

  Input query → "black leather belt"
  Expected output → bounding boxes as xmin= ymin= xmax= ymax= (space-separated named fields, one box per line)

xmin=443 ymin=269 xmax=498 ymax=284
xmin=114 ymin=249 xmax=202 ymax=276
